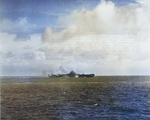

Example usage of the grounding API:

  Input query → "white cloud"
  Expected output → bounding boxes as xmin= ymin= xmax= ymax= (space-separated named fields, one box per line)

xmin=0 ymin=31 xmax=46 ymax=76
xmin=0 ymin=32 xmax=41 ymax=54
xmin=41 ymin=0 xmax=150 ymax=75
xmin=34 ymin=51 xmax=46 ymax=60
xmin=0 ymin=17 xmax=36 ymax=33
xmin=0 ymin=17 xmax=37 ymax=42
xmin=1 ymin=0 xmax=150 ymax=76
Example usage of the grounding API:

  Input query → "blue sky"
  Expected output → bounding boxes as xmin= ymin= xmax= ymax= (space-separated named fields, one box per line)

xmin=1 ymin=0 xmax=100 ymax=33
xmin=1 ymin=0 xmax=150 ymax=76
xmin=0 ymin=0 xmax=137 ymax=34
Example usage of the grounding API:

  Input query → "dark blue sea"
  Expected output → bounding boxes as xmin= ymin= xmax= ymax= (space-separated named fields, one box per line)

xmin=58 ymin=76 xmax=150 ymax=120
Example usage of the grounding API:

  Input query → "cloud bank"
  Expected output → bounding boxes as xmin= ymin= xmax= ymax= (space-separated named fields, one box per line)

xmin=1 ymin=0 xmax=150 ymax=76
xmin=41 ymin=0 xmax=150 ymax=75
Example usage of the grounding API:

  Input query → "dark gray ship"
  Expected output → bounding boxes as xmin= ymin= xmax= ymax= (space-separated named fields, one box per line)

xmin=48 ymin=71 xmax=95 ymax=78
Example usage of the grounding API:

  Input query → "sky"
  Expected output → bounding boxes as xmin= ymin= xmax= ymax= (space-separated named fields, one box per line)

xmin=0 ymin=0 xmax=150 ymax=76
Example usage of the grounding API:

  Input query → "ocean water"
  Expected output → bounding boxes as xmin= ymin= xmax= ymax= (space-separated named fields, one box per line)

xmin=58 ymin=76 xmax=150 ymax=120
xmin=0 ymin=76 xmax=45 ymax=83
xmin=1 ymin=76 xmax=150 ymax=120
